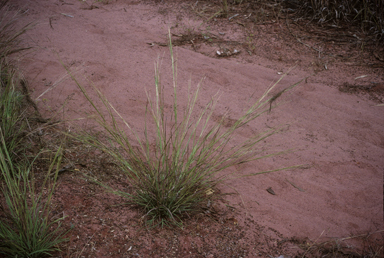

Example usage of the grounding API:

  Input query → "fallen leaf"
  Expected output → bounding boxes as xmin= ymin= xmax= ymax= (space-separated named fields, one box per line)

xmin=267 ymin=187 xmax=276 ymax=195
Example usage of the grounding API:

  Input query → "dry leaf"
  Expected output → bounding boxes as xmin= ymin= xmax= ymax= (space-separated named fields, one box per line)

xmin=267 ymin=187 xmax=276 ymax=195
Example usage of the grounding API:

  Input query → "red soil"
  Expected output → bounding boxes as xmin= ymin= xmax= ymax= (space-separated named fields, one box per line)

xmin=8 ymin=0 xmax=384 ymax=257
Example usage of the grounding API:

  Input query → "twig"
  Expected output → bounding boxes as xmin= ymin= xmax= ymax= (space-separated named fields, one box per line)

xmin=302 ymin=230 xmax=326 ymax=258
xmin=286 ymin=179 xmax=305 ymax=192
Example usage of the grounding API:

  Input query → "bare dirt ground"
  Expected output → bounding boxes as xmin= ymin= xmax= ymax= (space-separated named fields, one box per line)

xmin=7 ymin=0 xmax=384 ymax=257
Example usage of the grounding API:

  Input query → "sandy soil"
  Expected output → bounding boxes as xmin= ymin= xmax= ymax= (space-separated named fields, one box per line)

xmin=7 ymin=0 xmax=384 ymax=257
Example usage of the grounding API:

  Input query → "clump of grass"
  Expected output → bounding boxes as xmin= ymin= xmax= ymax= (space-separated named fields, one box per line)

xmin=0 ymin=64 xmax=69 ymax=258
xmin=71 ymin=30 xmax=302 ymax=227
xmin=0 ymin=1 xmax=70 ymax=256
xmin=0 ymin=59 xmax=69 ymax=258
xmin=0 ymin=70 xmax=26 ymax=164
xmin=0 ymin=132 xmax=69 ymax=257
xmin=0 ymin=0 xmax=33 ymax=163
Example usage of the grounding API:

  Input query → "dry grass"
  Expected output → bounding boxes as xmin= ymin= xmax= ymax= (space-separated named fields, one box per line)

xmin=298 ymin=230 xmax=384 ymax=258
xmin=282 ymin=0 xmax=384 ymax=42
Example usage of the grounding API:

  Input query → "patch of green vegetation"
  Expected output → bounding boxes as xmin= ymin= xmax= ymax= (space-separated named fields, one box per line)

xmin=0 ymin=141 xmax=69 ymax=258
xmin=70 ymin=30 xmax=302 ymax=227
xmin=0 ymin=1 xmax=69 ymax=256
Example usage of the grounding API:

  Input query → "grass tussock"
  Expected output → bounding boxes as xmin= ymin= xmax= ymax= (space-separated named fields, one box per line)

xmin=0 ymin=139 xmax=69 ymax=257
xmin=0 ymin=1 xmax=69 ymax=256
xmin=69 ymin=30 xmax=302 ymax=227
xmin=0 ymin=75 xmax=69 ymax=257
xmin=0 ymin=70 xmax=25 ymax=163
xmin=0 ymin=0 xmax=31 ymax=163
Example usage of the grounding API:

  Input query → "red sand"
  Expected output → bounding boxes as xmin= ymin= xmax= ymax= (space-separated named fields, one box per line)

xmin=9 ymin=0 xmax=383 ymax=256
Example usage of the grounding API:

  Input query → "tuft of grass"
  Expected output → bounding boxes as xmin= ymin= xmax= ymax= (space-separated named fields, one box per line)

xmin=0 ymin=70 xmax=26 ymax=164
xmin=0 ymin=65 xmax=69 ymax=257
xmin=0 ymin=0 xmax=33 ymax=164
xmin=0 ymin=1 xmax=70 ymax=256
xmin=70 ymin=30 xmax=302 ymax=227
xmin=0 ymin=132 xmax=69 ymax=257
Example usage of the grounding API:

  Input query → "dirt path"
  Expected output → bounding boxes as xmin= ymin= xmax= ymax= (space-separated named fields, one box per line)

xmin=10 ymin=0 xmax=384 ymax=257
